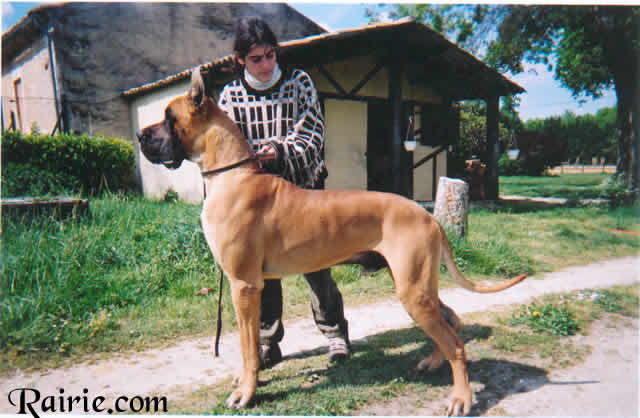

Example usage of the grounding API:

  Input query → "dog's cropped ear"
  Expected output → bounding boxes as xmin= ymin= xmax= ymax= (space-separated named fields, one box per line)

xmin=188 ymin=66 xmax=206 ymax=108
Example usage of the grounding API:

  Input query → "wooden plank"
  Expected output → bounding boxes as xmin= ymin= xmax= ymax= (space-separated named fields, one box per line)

xmin=2 ymin=197 xmax=89 ymax=217
xmin=412 ymin=144 xmax=448 ymax=170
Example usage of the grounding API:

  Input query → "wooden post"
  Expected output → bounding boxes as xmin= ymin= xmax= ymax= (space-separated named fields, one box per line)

xmin=389 ymin=63 xmax=404 ymax=196
xmin=432 ymin=152 xmax=438 ymax=201
xmin=434 ymin=177 xmax=470 ymax=238
xmin=486 ymin=95 xmax=500 ymax=200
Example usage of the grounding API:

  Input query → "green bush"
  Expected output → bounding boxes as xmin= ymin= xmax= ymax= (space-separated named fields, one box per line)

xmin=598 ymin=175 xmax=636 ymax=208
xmin=498 ymin=153 xmax=522 ymax=175
xmin=1 ymin=131 xmax=136 ymax=197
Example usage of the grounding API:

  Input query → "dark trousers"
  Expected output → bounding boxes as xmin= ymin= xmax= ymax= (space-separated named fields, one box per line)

xmin=259 ymin=270 xmax=348 ymax=346
xmin=259 ymin=175 xmax=348 ymax=346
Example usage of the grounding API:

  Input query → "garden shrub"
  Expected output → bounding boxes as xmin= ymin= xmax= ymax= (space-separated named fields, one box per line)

xmin=1 ymin=131 xmax=136 ymax=197
xmin=598 ymin=175 xmax=636 ymax=208
xmin=498 ymin=153 xmax=522 ymax=175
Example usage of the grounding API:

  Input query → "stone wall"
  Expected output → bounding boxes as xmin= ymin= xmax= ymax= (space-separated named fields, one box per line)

xmin=6 ymin=2 xmax=324 ymax=141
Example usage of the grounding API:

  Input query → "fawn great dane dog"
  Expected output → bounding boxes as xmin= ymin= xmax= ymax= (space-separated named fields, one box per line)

xmin=137 ymin=68 xmax=526 ymax=415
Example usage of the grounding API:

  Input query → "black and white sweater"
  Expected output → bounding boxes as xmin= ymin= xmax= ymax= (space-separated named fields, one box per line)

xmin=218 ymin=67 xmax=327 ymax=188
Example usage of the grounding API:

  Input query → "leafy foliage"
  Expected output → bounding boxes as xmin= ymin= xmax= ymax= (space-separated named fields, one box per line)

xmin=525 ymin=107 xmax=617 ymax=164
xmin=1 ymin=131 xmax=136 ymax=197
xmin=598 ymin=175 xmax=636 ymax=208
xmin=498 ymin=153 xmax=522 ymax=176
xmin=509 ymin=302 xmax=579 ymax=336
xmin=485 ymin=6 xmax=636 ymax=100
xmin=447 ymin=101 xmax=514 ymax=178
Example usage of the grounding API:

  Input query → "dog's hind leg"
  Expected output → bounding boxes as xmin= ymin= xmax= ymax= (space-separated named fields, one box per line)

xmin=388 ymin=241 xmax=472 ymax=415
xmin=401 ymin=289 xmax=471 ymax=415
xmin=225 ymin=277 xmax=263 ymax=409
xmin=417 ymin=300 xmax=462 ymax=372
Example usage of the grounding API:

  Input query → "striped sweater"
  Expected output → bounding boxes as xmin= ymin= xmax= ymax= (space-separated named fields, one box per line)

xmin=218 ymin=67 xmax=327 ymax=188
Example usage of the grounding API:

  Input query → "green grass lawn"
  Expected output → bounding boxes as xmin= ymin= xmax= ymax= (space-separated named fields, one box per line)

xmin=2 ymin=189 xmax=639 ymax=373
xmin=500 ymin=173 xmax=609 ymax=199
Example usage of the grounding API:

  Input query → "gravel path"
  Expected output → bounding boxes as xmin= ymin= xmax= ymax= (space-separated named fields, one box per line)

xmin=1 ymin=256 xmax=638 ymax=415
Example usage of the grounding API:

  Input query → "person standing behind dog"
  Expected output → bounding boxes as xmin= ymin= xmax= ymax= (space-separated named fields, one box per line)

xmin=218 ymin=17 xmax=350 ymax=368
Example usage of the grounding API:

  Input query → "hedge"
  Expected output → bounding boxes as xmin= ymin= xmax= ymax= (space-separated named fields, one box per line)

xmin=1 ymin=131 xmax=136 ymax=197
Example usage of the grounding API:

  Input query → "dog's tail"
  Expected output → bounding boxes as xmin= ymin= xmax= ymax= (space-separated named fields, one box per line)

xmin=439 ymin=224 xmax=527 ymax=293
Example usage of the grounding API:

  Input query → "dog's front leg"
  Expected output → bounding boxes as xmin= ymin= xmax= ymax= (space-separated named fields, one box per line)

xmin=225 ymin=278 xmax=263 ymax=409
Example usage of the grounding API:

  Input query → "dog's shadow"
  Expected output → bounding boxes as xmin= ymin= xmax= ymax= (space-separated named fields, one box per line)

xmin=256 ymin=324 xmax=551 ymax=415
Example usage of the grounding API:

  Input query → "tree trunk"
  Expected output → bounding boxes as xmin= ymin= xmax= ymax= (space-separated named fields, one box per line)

xmin=434 ymin=177 xmax=470 ymax=238
xmin=610 ymin=12 xmax=639 ymax=193
xmin=613 ymin=71 xmax=639 ymax=193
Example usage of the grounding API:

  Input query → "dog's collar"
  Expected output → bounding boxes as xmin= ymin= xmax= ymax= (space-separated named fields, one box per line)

xmin=201 ymin=156 xmax=257 ymax=177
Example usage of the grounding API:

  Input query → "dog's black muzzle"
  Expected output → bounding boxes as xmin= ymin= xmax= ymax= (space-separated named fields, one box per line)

xmin=136 ymin=125 xmax=185 ymax=170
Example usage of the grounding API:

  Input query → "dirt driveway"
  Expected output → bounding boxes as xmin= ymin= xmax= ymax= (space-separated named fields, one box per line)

xmin=1 ymin=256 xmax=638 ymax=415
xmin=358 ymin=315 xmax=638 ymax=416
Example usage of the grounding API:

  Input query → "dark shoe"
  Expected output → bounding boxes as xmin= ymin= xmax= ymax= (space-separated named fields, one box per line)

xmin=259 ymin=343 xmax=282 ymax=370
xmin=328 ymin=336 xmax=351 ymax=363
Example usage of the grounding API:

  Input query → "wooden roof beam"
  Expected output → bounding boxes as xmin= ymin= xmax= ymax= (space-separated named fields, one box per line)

xmin=316 ymin=64 xmax=348 ymax=96
xmin=349 ymin=61 xmax=385 ymax=96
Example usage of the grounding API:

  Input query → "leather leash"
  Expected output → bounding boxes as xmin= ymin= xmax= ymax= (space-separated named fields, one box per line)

xmin=214 ymin=267 xmax=224 ymax=357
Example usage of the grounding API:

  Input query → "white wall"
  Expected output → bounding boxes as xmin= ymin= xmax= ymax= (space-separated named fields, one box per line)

xmin=413 ymin=145 xmax=447 ymax=201
xmin=129 ymin=80 xmax=204 ymax=203
xmin=2 ymin=38 xmax=58 ymax=133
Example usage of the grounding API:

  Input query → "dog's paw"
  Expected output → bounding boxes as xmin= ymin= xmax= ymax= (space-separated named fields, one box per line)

xmin=417 ymin=350 xmax=446 ymax=372
xmin=225 ymin=389 xmax=253 ymax=409
xmin=445 ymin=389 xmax=472 ymax=416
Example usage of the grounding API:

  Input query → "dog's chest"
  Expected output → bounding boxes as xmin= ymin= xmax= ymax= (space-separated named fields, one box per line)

xmin=201 ymin=210 xmax=222 ymax=263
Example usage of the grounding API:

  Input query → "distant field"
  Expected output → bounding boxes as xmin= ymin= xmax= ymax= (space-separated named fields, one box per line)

xmin=500 ymin=173 xmax=608 ymax=199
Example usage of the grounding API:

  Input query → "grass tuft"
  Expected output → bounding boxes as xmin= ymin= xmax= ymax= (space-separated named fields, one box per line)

xmin=509 ymin=303 xmax=579 ymax=336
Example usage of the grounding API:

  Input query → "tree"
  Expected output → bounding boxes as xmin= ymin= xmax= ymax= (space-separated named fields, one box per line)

xmin=370 ymin=5 xmax=639 ymax=192
xmin=525 ymin=107 xmax=617 ymax=164
xmin=487 ymin=6 xmax=638 ymax=191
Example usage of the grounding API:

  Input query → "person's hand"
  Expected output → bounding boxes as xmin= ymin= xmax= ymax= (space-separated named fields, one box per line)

xmin=256 ymin=144 xmax=276 ymax=162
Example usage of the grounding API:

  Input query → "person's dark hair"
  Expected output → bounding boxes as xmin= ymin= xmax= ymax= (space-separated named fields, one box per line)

xmin=232 ymin=17 xmax=279 ymax=72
